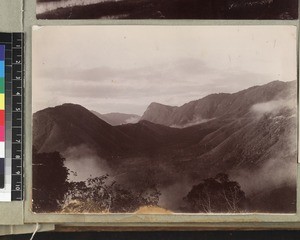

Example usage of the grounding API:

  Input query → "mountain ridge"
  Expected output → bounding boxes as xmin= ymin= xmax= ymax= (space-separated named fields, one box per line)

xmin=141 ymin=80 xmax=296 ymax=127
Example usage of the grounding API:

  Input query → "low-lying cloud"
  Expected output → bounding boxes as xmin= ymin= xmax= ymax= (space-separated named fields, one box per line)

xmin=251 ymin=99 xmax=286 ymax=114
xmin=231 ymin=118 xmax=297 ymax=195
xmin=251 ymin=98 xmax=296 ymax=116
xmin=125 ymin=116 xmax=141 ymax=124
xmin=63 ymin=144 xmax=111 ymax=182
xmin=232 ymin=156 xmax=297 ymax=195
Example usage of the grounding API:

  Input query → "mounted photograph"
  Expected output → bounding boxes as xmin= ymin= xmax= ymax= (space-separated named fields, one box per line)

xmin=32 ymin=25 xmax=297 ymax=214
xmin=36 ymin=0 xmax=298 ymax=19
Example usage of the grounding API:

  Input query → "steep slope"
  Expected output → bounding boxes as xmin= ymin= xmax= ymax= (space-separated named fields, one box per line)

xmin=187 ymin=106 xmax=296 ymax=175
xmin=33 ymin=103 xmax=135 ymax=157
xmin=91 ymin=111 xmax=140 ymax=126
xmin=140 ymin=102 xmax=178 ymax=126
xmin=141 ymin=80 xmax=296 ymax=127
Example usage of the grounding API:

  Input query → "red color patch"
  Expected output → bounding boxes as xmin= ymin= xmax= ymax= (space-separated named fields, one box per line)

xmin=0 ymin=110 xmax=4 ymax=126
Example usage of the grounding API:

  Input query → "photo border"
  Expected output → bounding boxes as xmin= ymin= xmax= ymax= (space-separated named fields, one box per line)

xmin=23 ymin=0 xmax=300 ymax=227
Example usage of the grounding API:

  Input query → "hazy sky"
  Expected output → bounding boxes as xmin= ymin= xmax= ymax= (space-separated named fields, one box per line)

xmin=32 ymin=26 xmax=297 ymax=115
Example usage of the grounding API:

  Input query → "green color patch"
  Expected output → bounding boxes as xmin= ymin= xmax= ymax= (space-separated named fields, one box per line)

xmin=0 ymin=78 xmax=4 ymax=93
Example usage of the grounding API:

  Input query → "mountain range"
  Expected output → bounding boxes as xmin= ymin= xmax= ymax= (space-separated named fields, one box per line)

xmin=141 ymin=80 xmax=296 ymax=127
xmin=32 ymin=80 xmax=297 ymax=212
xmin=91 ymin=111 xmax=141 ymax=126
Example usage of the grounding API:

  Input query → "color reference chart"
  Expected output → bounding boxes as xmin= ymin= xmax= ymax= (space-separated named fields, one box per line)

xmin=0 ymin=45 xmax=4 ymax=189
xmin=0 ymin=33 xmax=24 ymax=201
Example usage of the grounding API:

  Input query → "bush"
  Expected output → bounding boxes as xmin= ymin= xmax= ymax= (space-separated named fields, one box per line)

xmin=184 ymin=173 xmax=246 ymax=213
xmin=63 ymin=174 xmax=161 ymax=213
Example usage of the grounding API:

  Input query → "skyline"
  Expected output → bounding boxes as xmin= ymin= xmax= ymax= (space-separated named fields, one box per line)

xmin=33 ymin=80 xmax=296 ymax=117
xmin=32 ymin=26 xmax=297 ymax=115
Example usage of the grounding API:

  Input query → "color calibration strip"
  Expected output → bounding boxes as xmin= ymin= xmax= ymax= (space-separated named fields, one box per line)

xmin=0 ymin=33 xmax=24 ymax=201
xmin=0 ymin=45 xmax=4 ymax=189
xmin=0 ymin=34 xmax=11 ymax=201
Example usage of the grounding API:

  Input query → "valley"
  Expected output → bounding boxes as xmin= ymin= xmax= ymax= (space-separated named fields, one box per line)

xmin=32 ymin=80 xmax=297 ymax=213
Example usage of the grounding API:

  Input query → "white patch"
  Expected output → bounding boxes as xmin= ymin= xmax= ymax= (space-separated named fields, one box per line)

xmin=0 ymin=142 xmax=4 ymax=158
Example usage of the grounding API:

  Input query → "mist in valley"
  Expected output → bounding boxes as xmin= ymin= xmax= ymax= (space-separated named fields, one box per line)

xmin=63 ymin=144 xmax=112 ymax=182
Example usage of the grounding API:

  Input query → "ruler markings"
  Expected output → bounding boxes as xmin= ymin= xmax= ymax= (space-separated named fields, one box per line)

xmin=0 ymin=33 xmax=23 ymax=201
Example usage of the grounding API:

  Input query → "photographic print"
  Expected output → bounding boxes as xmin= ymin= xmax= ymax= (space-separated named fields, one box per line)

xmin=36 ymin=0 xmax=298 ymax=20
xmin=32 ymin=26 xmax=297 ymax=214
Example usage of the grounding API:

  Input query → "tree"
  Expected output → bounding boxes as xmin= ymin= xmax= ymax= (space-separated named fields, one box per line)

xmin=62 ymin=174 xmax=161 ymax=213
xmin=32 ymin=148 xmax=161 ymax=213
xmin=184 ymin=173 xmax=246 ymax=213
xmin=32 ymin=148 xmax=69 ymax=212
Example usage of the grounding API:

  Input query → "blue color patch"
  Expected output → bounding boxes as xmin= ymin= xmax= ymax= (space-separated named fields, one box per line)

xmin=0 ymin=61 xmax=4 ymax=78
xmin=0 ymin=45 xmax=4 ymax=61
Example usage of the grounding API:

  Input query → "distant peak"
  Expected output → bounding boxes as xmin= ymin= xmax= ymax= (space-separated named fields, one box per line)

xmin=56 ymin=103 xmax=88 ymax=110
xmin=148 ymin=102 xmax=177 ymax=109
xmin=60 ymin=103 xmax=82 ymax=107
xmin=265 ymin=80 xmax=283 ymax=85
xmin=38 ymin=103 xmax=89 ymax=113
xmin=149 ymin=102 xmax=166 ymax=107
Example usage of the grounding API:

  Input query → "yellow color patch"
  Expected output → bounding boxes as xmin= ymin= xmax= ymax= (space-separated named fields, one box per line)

xmin=0 ymin=94 xmax=4 ymax=110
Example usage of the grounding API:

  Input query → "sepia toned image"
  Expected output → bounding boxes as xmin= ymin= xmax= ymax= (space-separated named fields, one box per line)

xmin=32 ymin=26 xmax=297 ymax=214
xmin=36 ymin=0 xmax=298 ymax=20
